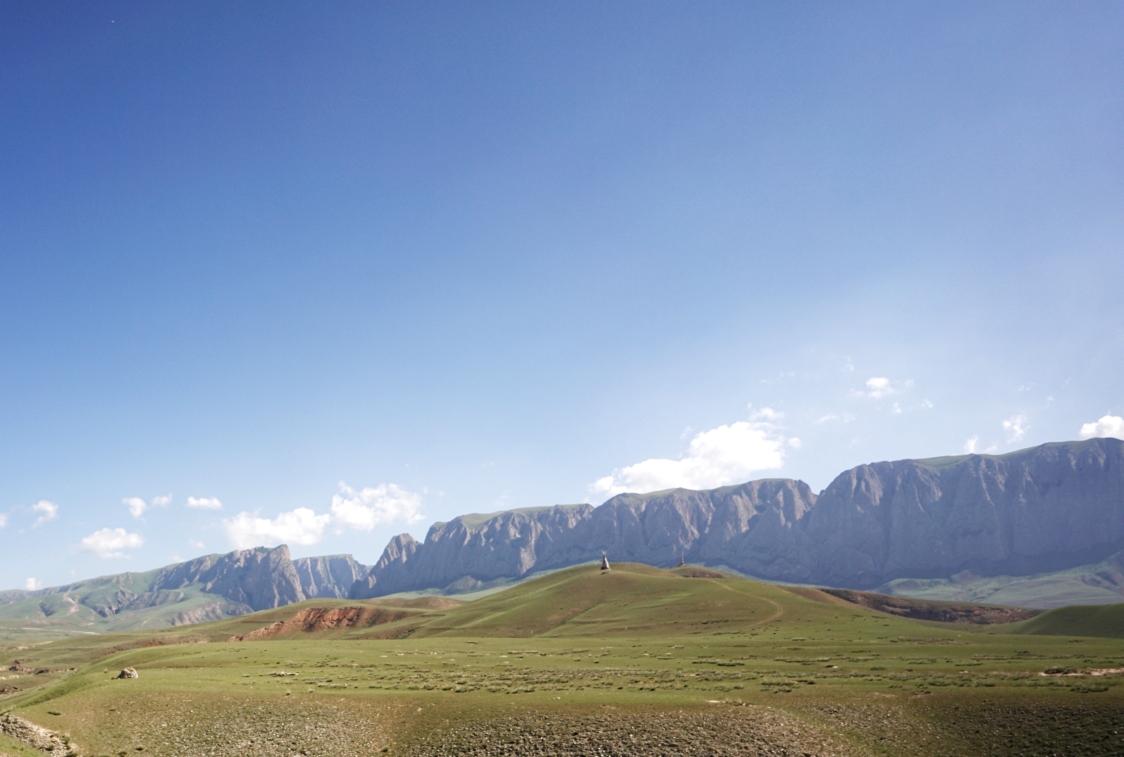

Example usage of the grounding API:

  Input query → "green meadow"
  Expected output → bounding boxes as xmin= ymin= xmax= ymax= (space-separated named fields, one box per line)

xmin=2 ymin=564 xmax=1122 ymax=756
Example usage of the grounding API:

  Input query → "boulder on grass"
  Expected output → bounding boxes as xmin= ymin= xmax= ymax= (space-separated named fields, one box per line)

xmin=116 ymin=667 xmax=138 ymax=679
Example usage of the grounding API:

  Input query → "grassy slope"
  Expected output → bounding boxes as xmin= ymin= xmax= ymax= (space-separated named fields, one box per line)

xmin=0 ymin=570 xmax=252 ymax=643
xmin=2 ymin=564 xmax=1123 ymax=757
xmin=1006 ymin=603 xmax=1124 ymax=639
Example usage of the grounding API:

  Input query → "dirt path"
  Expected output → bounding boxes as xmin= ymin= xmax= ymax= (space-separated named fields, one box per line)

xmin=706 ymin=580 xmax=784 ymax=626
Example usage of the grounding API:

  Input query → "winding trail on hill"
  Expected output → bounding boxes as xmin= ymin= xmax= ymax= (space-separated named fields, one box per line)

xmin=705 ymin=579 xmax=784 ymax=626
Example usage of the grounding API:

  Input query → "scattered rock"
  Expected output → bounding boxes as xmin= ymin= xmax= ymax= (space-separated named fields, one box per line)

xmin=117 ymin=667 xmax=139 ymax=679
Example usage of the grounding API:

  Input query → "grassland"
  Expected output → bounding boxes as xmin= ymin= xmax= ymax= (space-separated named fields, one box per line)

xmin=2 ymin=563 xmax=1122 ymax=757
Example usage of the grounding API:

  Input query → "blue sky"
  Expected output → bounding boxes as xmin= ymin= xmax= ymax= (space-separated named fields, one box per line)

xmin=2 ymin=2 xmax=1122 ymax=591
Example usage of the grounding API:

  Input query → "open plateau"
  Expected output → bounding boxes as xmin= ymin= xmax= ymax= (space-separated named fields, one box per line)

xmin=2 ymin=440 xmax=1123 ymax=757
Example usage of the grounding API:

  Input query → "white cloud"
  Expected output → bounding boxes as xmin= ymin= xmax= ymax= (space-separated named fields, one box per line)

xmin=223 ymin=508 xmax=330 ymax=549
xmin=125 ymin=494 xmax=173 ymax=518
xmin=330 ymin=482 xmax=424 ymax=531
xmin=0 ymin=513 xmax=7 ymax=528
xmin=964 ymin=435 xmax=979 ymax=454
xmin=187 ymin=496 xmax=223 ymax=511
xmin=24 ymin=578 xmax=41 ymax=591
xmin=590 ymin=411 xmax=792 ymax=498
xmin=1079 ymin=414 xmax=1124 ymax=441
xmin=189 ymin=539 xmax=206 ymax=550
xmin=32 ymin=500 xmax=58 ymax=528
xmin=864 ymin=377 xmax=894 ymax=398
xmin=124 ymin=497 xmax=147 ymax=518
xmin=1003 ymin=413 xmax=1029 ymax=443
xmin=79 ymin=528 xmax=144 ymax=558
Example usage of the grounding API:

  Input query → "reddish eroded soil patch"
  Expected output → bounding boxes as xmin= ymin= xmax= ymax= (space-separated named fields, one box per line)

xmin=814 ymin=589 xmax=1040 ymax=625
xmin=229 ymin=606 xmax=416 ymax=640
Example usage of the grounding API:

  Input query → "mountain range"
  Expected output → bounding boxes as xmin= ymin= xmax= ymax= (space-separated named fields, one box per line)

xmin=2 ymin=438 xmax=1122 ymax=637
xmin=0 ymin=548 xmax=366 ymax=638
xmin=355 ymin=438 xmax=1124 ymax=596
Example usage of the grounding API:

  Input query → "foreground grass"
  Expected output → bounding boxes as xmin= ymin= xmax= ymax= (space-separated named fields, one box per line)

xmin=2 ymin=564 xmax=1122 ymax=756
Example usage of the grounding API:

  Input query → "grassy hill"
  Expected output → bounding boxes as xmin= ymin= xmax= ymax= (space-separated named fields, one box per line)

xmin=2 ymin=563 xmax=1122 ymax=757
xmin=1006 ymin=602 xmax=1124 ymax=639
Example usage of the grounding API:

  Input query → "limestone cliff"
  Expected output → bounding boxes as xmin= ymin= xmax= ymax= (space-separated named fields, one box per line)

xmin=352 ymin=439 xmax=1124 ymax=595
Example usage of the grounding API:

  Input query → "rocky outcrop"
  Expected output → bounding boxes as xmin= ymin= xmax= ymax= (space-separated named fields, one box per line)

xmin=0 ymin=713 xmax=74 ymax=756
xmin=151 ymin=545 xmax=306 ymax=611
xmin=292 ymin=555 xmax=369 ymax=598
xmin=352 ymin=479 xmax=818 ymax=597
xmin=352 ymin=439 xmax=1124 ymax=595
xmin=804 ymin=439 xmax=1124 ymax=587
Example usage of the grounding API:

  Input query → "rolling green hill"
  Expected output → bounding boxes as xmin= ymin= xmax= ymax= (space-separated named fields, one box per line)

xmin=3 ymin=562 xmax=1123 ymax=757
xmin=1006 ymin=602 xmax=1124 ymax=639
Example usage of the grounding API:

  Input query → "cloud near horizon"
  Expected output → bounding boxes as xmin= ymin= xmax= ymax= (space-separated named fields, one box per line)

xmin=1003 ymin=413 xmax=1029 ymax=443
xmin=222 ymin=481 xmax=424 ymax=548
xmin=330 ymin=482 xmax=424 ymax=531
xmin=79 ymin=527 xmax=144 ymax=558
xmin=1079 ymin=414 xmax=1124 ymax=440
xmin=223 ymin=508 xmax=331 ymax=549
xmin=590 ymin=410 xmax=796 ymax=499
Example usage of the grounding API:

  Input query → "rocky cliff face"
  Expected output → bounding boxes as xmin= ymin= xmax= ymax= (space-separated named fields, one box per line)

xmin=151 ymin=545 xmax=306 ymax=611
xmin=292 ymin=554 xmax=369 ymax=598
xmin=804 ymin=439 xmax=1124 ymax=587
xmin=352 ymin=439 xmax=1124 ymax=596
xmin=351 ymin=478 xmax=818 ymax=597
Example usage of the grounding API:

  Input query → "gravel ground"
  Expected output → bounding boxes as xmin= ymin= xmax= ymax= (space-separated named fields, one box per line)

xmin=801 ymin=696 xmax=1124 ymax=757
xmin=51 ymin=693 xmax=407 ymax=757
xmin=402 ymin=706 xmax=870 ymax=757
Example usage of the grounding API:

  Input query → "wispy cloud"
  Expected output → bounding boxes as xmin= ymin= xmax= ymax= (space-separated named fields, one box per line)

xmin=964 ymin=435 xmax=979 ymax=454
xmin=0 ymin=513 xmax=7 ymax=528
xmin=187 ymin=496 xmax=223 ymax=511
xmin=32 ymin=500 xmax=58 ymax=528
xmin=855 ymin=377 xmax=913 ymax=400
xmin=815 ymin=412 xmax=855 ymax=425
xmin=1002 ymin=413 xmax=1029 ymax=443
xmin=79 ymin=527 xmax=144 ymax=558
xmin=1079 ymin=414 xmax=1124 ymax=440
xmin=589 ymin=408 xmax=794 ymax=499
xmin=24 ymin=578 xmax=41 ymax=591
